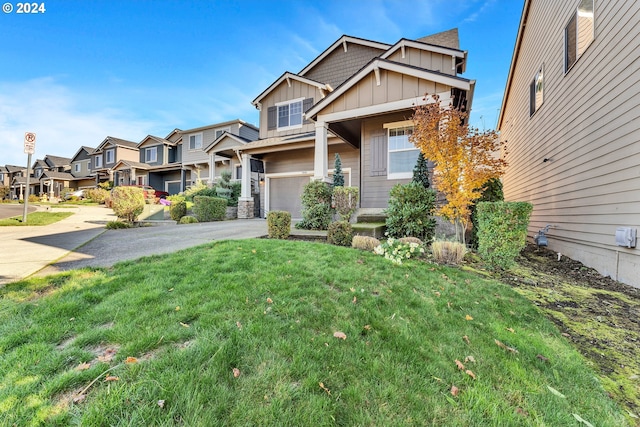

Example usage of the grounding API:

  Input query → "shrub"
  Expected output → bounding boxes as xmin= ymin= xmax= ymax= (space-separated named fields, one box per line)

xmin=193 ymin=196 xmax=227 ymax=222
xmin=351 ymin=235 xmax=381 ymax=251
xmin=477 ymin=201 xmax=533 ymax=269
xmin=179 ymin=215 xmax=199 ymax=224
xmin=470 ymin=178 xmax=504 ymax=248
xmin=86 ymin=188 xmax=109 ymax=204
xmin=267 ymin=210 xmax=291 ymax=239
xmin=184 ymin=181 xmax=208 ymax=201
xmin=332 ymin=186 xmax=359 ymax=222
xmin=296 ymin=180 xmax=333 ymax=230
xmin=111 ymin=186 xmax=145 ymax=223
xmin=333 ymin=153 xmax=344 ymax=187
xmin=431 ymin=240 xmax=467 ymax=265
xmin=170 ymin=200 xmax=187 ymax=221
xmin=398 ymin=237 xmax=423 ymax=246
xmin=385 ymin=183 xmax=437 ymax=243
xmin=327 ymin=220 xmax=353 ymax=246
xmin=213 ymin=170 xmax=241 ymax=207
xmin=105 ymin=220 xmax=131 ymax=229
xmin=28 ymin=194 xmax=39 ymax=203
xmin=374 ymin=238 xmax=425 ymax=265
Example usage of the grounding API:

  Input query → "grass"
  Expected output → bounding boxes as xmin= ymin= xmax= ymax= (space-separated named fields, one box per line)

xmin=0 ymin=211 xmax=74 ymax=226
xmin=0 ymin=239 xmax=630 ymax=426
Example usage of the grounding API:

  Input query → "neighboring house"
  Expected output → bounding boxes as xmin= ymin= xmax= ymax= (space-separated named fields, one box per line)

xmin=91 ymin=136 xmax=139 ymax=185
xmin=0 ymin=165 xmax=9 ymax=199
xmin=34 ymin=155 xmax=73 ymax=198
xmin=112 ymin=131 xmax=183 ymax=194
xmin=69 ymin=146 xmax=97 ymax=189
xmin=5 ymin=165 xmax=27 ymax=200
xmin=498 ymin=1 xmax=640 ymax=287
xmin=235 ymin=30 xmax=473 ymax=219
xmin=180 ymin=120 xmax=259 ymax=189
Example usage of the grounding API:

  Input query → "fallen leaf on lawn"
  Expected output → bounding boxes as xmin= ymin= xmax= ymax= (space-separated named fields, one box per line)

xmin=236 ymin=321 xmax=243 ymax=330
xmin=536 ymin=354 xmax=549 ymax=362
xmin=175 ymin=306 xmax=181 ymax=311
xmin=180 ymin=322 xmax=190 ymax=328
xmin=495 ymin=339 xmax=519 ymax=353
xmin=462 ymin=335 xmax=470 ymax=345
xmin=319 ymin=382 xmax=331 ymax=395
xmin=432 ymin=376 xmax=443 ymax=382
xmin=75 ymin=362 xmax=91 ymax=371
xmin=72 ymin=394 xmax=86 ymax=403
xmin=447 ymin=302 xmax=451 ymax=308
xmin=157 ymin=400 xmax=165 ymax=408
xmin=251 ymin=249 xmax=257 ymax=253
xmin=352 ymin=296 xmax=357 ymax=304
xmin=266 ymin=298 xmax=273 ymax=304
xmin=629 ymin=374 xmax=639 ymax=380
xmin=561 ymin=332 xmax=571 ymax=337
xmin=627 ymin=410 xmax=639 ymax=418
xmin=572 ymin=413 xmax=594 ymax=427
xmin=547 ymin=385 xmax=566 ymax=398
xmin=455 ymin=359 xmax=465 ymax=370
xmin=232 ymin=368 xmax=241 ymax=378
xmin=506 ymin=327 xmax=515 ymax=333
xmin=168 ymin=288 xmax=174 ymax=292
xmin=363 ymin=324 xmax=371 ymax=330
xmin=434 ymin=291 xmax=441 ymax=297
xmin=465 ymin=355 xmax=476 ymax=363
xmin=465 ymin=315 xmax=473 ymax=321
xmin=98 ymin=354 xmax=113 ymax=363
xmin=350 ymin=287 xmax=356 ymax=292
xmin=125 ymin=356 xmax=138 ymax=364
xmin=450 ymin=385 xmax=459 ymax=396
xmin=465 ymin=370 xmax=476 ymax=380
xmin=333 ymin=331 xmax=347 ymax=340
xmin=516 ymin=407 xmax=529 ymax=417
xmin=104 ymin=376 xmax=119 ymax=382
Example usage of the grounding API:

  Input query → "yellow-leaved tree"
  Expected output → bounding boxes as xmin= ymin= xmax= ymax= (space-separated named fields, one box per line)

xmin=411 ymin=94 xmax=507 ymax=244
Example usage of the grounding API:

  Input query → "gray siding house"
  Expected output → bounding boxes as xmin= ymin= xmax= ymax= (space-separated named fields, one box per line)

xmin=498 ymin=0 xmax=640 ymax=287
xmin=69 ymin=146 xmax=96 ymax=190
xmin=236 ymin=30 xmax=474 ymax=220
xmin=91 ymin=136 xmax=139 ymax=185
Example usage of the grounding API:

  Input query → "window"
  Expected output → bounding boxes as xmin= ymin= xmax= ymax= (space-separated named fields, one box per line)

xmin=74 ymin=163 xmax=81 ymax=173
xmin=277 ymin=98 xmax=303 ymax=130
xmin=145 ymin=147 xmax=157 ymax=163
xmin=565 ymin=0 xmax=594 ymax=72
xmin=189 ymin=133 xmax=203 ymax=150
xmin=94 ymin=156 xmax=102 ymax=168
xmin=386 ymin=123 xmax=419 ymax=179
xmin=106 ymin=149 xmax=115 ymax=164
xmin=529 ymin=65 xmax=544 ymax=116
xmin=36 ymin=168 xmax=42 ymax=178
xmin=215 ymin=127 xmax=230 ymax=139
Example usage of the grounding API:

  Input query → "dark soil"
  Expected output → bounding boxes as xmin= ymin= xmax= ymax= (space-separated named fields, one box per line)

xmin=499 ymin=245 xmax=640 ymax=422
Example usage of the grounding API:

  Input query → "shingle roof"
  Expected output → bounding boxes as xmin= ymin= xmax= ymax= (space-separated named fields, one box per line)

xmin=418 ymin=28 xmax=460 ymax=50
xmin=40 ymin=171 xmax=74 ymax=180
xmin=45 ymin=155 xmax=72 ymax=167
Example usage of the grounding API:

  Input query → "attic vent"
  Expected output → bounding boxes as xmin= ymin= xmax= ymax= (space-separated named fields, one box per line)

xmin=615 ymin=227 xmax=637 ymax=248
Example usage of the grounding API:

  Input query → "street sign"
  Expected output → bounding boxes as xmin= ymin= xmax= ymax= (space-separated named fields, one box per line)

xmin=24 ymin=132 xmax=36 ymax=154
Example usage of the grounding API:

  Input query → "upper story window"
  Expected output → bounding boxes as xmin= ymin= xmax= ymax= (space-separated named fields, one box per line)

xmin=35 ymin=168 xmax=42 ymax=178
xmin=267 ymin=97 xmax=313 ymax=132
xmin=385 ymin=121 xmax=420 ymax=180
xmin=94 ymin=155 xmax=103 ymax=168
xmin=529 ymin=64 xmax=544 ymax=116
xmin=74 ymin=163 xmax=81 ymax=173
xmin=565 ymin=0 xmax=594 ymax=73
xmin=215 ymin=127 xmax=231 ymax=139
xmin=189 ymin=133 xmax=203 ymax=150
xmin=145 ymin=147 xmax=158 ymax=163
xmin=106 ymin=149 xmax=115 ymax=164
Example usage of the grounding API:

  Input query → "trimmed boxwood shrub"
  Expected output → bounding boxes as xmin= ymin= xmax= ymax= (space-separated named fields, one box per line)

xmin=351 ymin=235 xmax=381 ymax=251
xmin=193 ymin=196 xmax=226 ymax=222
xmin=327 ymin=220 xmax=353 ymax=246
xmin=385 ymin=183 xmax=437 ymax=243
xmin=111 ymin=186 xmax=145 ymax=223
xmin=267 ymin=211 xmax=291 ymax=239
xmin=170 ymin=200 xmax=187 ymax=221
xmin=296 ymin=180 xmax=333 ymax=230
xmin=476 ymin=201 xmax=533 ymax=269
xmin=179 ymin=215 xmax=199 ymax=224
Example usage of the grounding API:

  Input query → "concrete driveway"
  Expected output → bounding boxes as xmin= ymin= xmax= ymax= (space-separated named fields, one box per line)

xmin=0 ymin=205 xmax=267 ymax=285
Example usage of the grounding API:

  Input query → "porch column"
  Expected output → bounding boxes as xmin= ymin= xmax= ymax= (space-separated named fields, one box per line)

xmin=237 ymin=153 xmax=254 ymax=219
xmin=209 ymin=153 xmax=216 ymax=184
xmin=49 ymin=178 xmax=54 ymax=199
xmin=314 ymin=121 xmax=329 ymax=182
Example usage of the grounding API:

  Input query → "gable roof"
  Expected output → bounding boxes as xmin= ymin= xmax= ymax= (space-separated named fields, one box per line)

xmin=305 ymin=58 xmax=474 ymax=120
xmin=70 ymin=146 xmax=96 ymax=162
xmin=164 ymin=128 xmax=183 ymax=142
xmin=94 ymin=136 xmax=139 ymax=153
xmin=497 ymin=0 xmax=530 ymax=129
xmin=138 ymin=135 xmax=176 ymax=149
xmin=180 ymin=119 xmax=258 ymax=135
xmin=112 ymin=159 xmax=151 ymax=171
xmin=203 ymin=131 xmax=254 ymax=154
xmin=5 ymin=165 xmax=25 ymax=173
xmin=251 ymin=72 xmax=332 ymax=109
xmin=418 ymin=28 xmax=460 ymax=50
xmin=39 ymin=170 xmax=74 ymax=180
xmin=44 ymin=155 xmax=71 ymax=167
xmin=380 ymin=37 xmax=467 ymax=73
xmin=298 ymin=35 xmax=391 ymax=77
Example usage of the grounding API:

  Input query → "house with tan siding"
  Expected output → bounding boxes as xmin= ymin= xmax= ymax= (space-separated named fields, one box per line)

xmin=69 ymin=146 xmax=97 ymax=190
xmin=498 ymin=0 xmax=640 ymax=287
xmin=91 ymin=136 xmax=139 ymax=185
xmin=235 ymin=30 xmax=474 ymax=220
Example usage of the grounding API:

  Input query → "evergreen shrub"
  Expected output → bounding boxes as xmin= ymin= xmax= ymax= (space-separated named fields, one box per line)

xmin=170 ymin=200 xmax=187 ymax=221
xmin=267 ymin=210 xmax=291 ymax=239
xmin=332 ymin=186 xmax=359 ymax=222
xmin=385 ymin=183 xmax=436 ymax=243
xmin=327 ymin=220 xmax=353 ymax=246
xmin=193 ymin=196 xmax=227 ymax=222
xmin=296 ymin=180 xmax=333 ymax=230
xmin=179 ymin=216 xmax=199 ymax=224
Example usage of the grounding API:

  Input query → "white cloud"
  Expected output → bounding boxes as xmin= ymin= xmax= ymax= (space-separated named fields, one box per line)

xmin=462 ymin=0 xmax=497 ymax=23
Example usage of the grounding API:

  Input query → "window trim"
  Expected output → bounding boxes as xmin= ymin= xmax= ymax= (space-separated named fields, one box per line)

xmin=215 ymin=127 xmax=231 ymax=139
xmin=145 ymin=146 xmax=158 ymax=163
xmin=564 ymin=0 xmax=594 ymax=73
xmin=74 ymin=163 xmax=81 ymax=173
xmin=276 ymin=97 xmax=304 ymax=131
xmin=384 ymin=120 xmax=420 ymax=180
xmin=234 ymin=164 xmax=242 ymax=180
xmin=94 ymin=155 xmax=102 ymax=168
xmin=106 ymin=149 xmax=115 ymax=164
xmin=529 ymin=64 xmax=544 ymax=117
xmin=189 ymin=132 xmax=203 ymax=150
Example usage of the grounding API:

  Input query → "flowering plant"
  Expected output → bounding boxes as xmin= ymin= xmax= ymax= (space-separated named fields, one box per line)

xmin=374 ymin=238 xmax=425 ymax=265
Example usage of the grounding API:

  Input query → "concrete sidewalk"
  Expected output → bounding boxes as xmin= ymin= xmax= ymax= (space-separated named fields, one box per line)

xmin=0 ymin=205 xmax=267 ymax=285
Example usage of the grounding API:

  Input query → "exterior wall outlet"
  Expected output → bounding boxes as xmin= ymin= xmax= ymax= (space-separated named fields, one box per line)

xmin=615 ymin=227 xmax=637 ymax=248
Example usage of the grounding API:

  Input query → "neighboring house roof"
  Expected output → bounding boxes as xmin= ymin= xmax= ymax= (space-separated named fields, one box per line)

xmin=39 ymin=170 xmax=74 ymax=180
xmin=5 ymin=165 xmax=24 ymax=173
xmin=497 ymin=0 xmax=530 ymax=129
xmin=298 ymin=35 xmax=391 ymax=77
xmin=138 ymin=135 xmax=176 ymax=149
xmin=112 ymin=160 xmax=151 ymax=171
xmin=164 ymin=128 xmax=183 ymax=142
xmin=33 ymin=159 xmax=47 ymax=169
xmin=417 ymin=28 xmax=460 ymax=50
xmin=203 ymin=131 xmax=255 ymax=154
xmin=180 ymin=119 xmax=258 ymax=134
xmin=70 ymin=146 xmax=96 ymax=162
xmin=94 ymin=136 xmax=139 ymax=153
xmin=45 ymin=155 xmax=71 ymax=167
xmin=305 ymin=58 xmax=475 ymax=120
xmin=251 ymin=72 xmax=332 ymax=109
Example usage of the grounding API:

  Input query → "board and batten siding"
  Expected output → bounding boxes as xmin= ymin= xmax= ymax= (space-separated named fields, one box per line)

xmin=386 ymin=48 xmax=456 ymax=76
xmin=500 ymin=0 xmax=640 ymax=286
xmin=259 ymin=80 xmax=321 ymax=140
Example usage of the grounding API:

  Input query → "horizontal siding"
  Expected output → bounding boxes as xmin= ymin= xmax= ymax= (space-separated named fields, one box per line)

xmin=500 ymin=0 xmax=640 ymax=286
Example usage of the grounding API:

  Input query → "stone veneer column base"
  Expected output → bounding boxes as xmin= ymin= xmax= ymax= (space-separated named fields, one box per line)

xmin=237 ymin=199 xmax=254 ymax=219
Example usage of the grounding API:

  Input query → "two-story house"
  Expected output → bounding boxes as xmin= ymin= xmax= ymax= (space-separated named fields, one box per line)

xmin=5 ymin=165 xmax=27 ymax=200
xmin=35 ymin=155 xmax=73 ymax=199
xmin=69 ymin=146 xmax=97 ymax=190
xmin=235 ymin=29 xmax=474 ymax=220
xmin=91 ymin=136 xmax=139 ymax=185
xmin=498 ymin=0 xmax=639 ymax=287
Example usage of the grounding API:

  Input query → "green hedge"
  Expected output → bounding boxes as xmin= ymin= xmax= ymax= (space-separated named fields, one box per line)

xmin=385 ymin=183 xmax=437 ymax=243
xmin=170 ymin=200 xmax=187 ymax=221
xmin=296 ymin=180 xmax=333 ymax=230
xmin=476 ymin=201 xmax=533 ymax=269
xmin=267 ymin=211 xmax=291 ymax=239
xmin=327 ymin=220 xmax=353 ymax=246
xmin=193 ymin=196 xmax=227 ymax=222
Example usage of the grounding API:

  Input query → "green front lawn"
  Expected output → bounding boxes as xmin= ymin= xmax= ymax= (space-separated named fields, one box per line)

xmin=0 ymin=211 xmax=74 ymax=226
xmin=0 ymin=239 xmax=629 ymax=426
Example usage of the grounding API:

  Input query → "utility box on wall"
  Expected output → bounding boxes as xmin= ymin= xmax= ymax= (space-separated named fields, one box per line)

xmin=615 ymin=227 xmax=637 ymax=248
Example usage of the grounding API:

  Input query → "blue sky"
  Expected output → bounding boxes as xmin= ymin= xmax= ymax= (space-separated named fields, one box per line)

xmin=0 ymin=0 xmax=523 ymax=167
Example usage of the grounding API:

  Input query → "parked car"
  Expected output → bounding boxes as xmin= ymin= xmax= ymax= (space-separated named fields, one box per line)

xmin=64 ymin=189 xmax=85 ymax=200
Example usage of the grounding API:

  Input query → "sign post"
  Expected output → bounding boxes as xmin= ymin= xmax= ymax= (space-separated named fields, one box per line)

xmin=22 ymin=132 xmax=36 ymax=223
